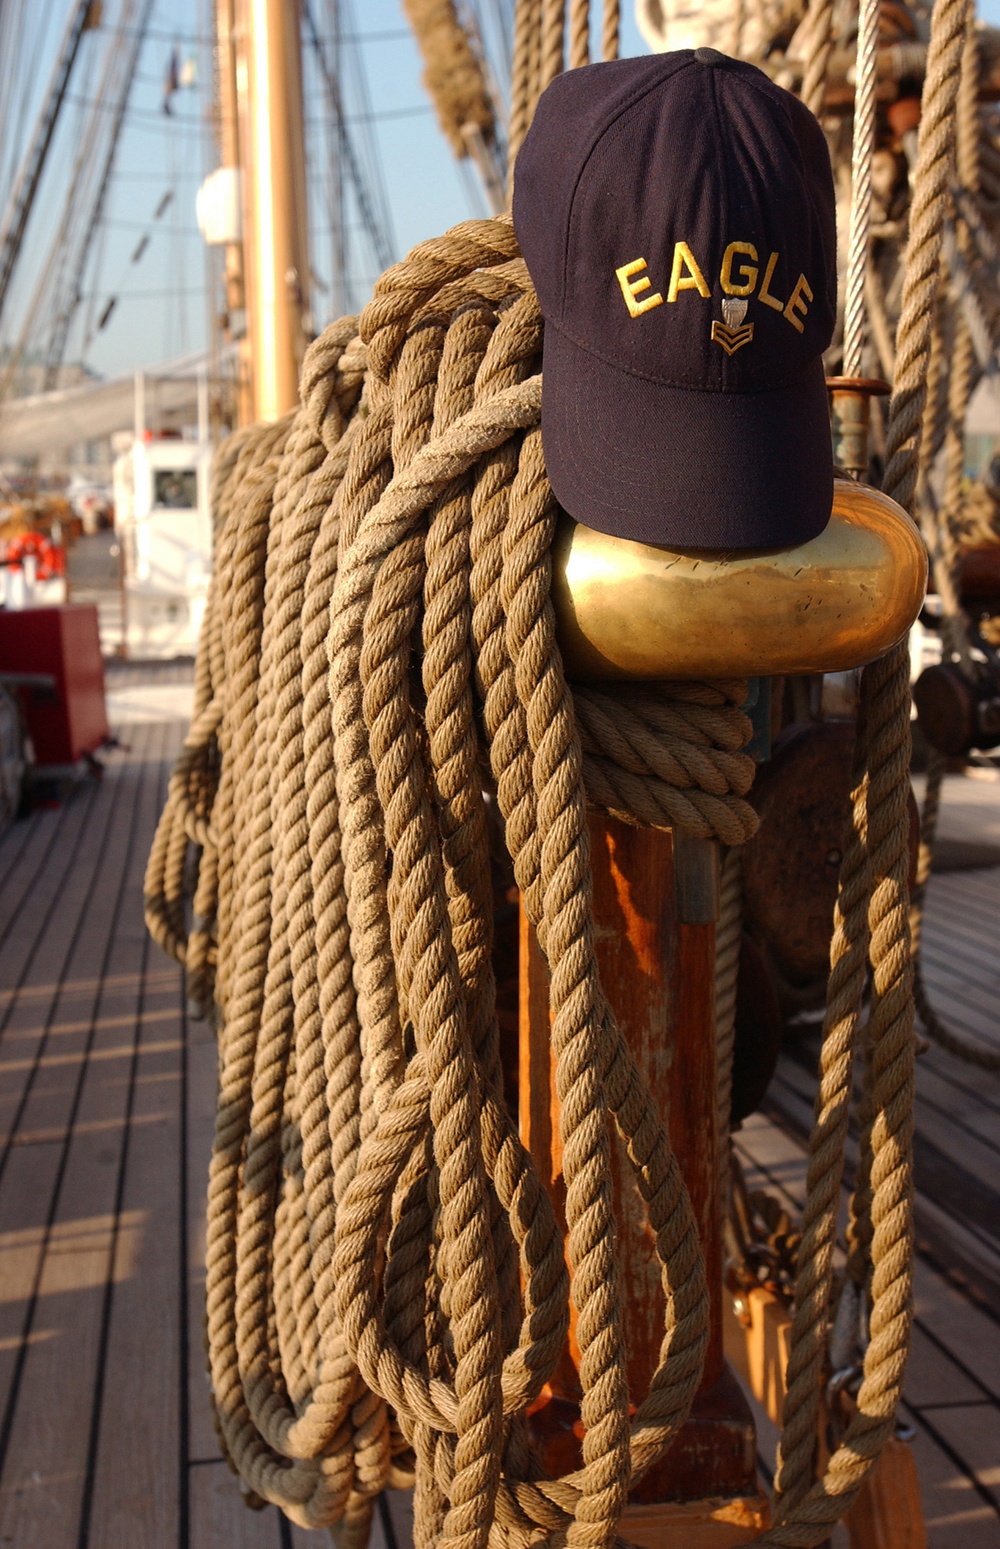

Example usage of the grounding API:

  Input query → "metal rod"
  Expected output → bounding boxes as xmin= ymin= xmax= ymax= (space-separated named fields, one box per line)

xmin=842 ymin=0 xmax=882 ymax=378
xmin=240 ymin=0 xmax=311 ymax=421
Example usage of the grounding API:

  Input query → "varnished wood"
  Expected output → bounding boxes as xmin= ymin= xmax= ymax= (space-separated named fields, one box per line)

xmin=521 ymin=815 xmax=758 ymax=1508
xmin=618 ymin=1492 xmax=770 ymax=1547
xmin=845 ymin=1439 xmax=930 ymax=1549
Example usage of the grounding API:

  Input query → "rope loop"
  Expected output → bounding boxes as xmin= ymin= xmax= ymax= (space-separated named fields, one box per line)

xmin=145 ymin=25 xmax=928 ymax=1520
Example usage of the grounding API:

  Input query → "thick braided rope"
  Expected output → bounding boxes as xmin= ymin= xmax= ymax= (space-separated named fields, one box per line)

xmin=601 ymin=0 xmax=619 ymax=61
xmin=327 ymin=285 xmax=713 ymax=1545
xmin=509 ymin=0 xmax=543 ymax=167
xmin=800 ymin=0 xmax=835 ymax=121
xmin=749 ymin=0 xmax=966 ymax=1533
xmin=957 ymin=10 xmax=981 ymax=196
xmin=148 ymin=207 xmax=916 ymax=1549
xmin=906 ymin=24 xmax=1000 ymax=1072
xmin=569 ymin=0 xmax=590 ymax=70
xmin=883 ymin=0 xmax=971 ymax=510
xmin=937 ymin=314 xmax=976 ymax=652
xmin=540 ymin=0 xmax=566 ymax=93
xmin=750 ymin=4 xmax=964 ymax=1527
xmin=745 ymin=4 xmax=972 ymax=1531
xmin=714 ymin=847 xmax=743 ymax=1208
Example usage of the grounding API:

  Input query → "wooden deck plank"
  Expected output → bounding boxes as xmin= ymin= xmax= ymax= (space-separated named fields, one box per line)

xmin=916 ymin=1061 xmax=1000 ymax=1152
xmin=915 ymin=1060 xmax=1000 ymax=1141
xmin=734 ymin=1107 xmax=1000 ymax=1512
xmin=921 ymin=902 xmax=1000 ymax=972
xmin=772 ymin=1048 xmax=1000 ymax=1281
xmin=0 ymin=782 xmax=101 ymax=1004
xmin=0 ymin=810 xmax=47 ymax=901
xmin=901 ymin=1323 xmax=989 ymax=1408
xmin=0 ymin=803 xmax=76 ymax=967
xmin=900 ymin=1417 xmax=1000 ymax=1548
xmin=0 ymin=760 xmax=133 ymax=1153
xmin=84 ymin=802 xmax=189 ymax=1545
xmin=188 ymin=1462 xmax=283 ymax=1549
xmin=919 ymin=951 xmax=1000 ymax=1039
xmin=915 ymin=1406 xmax=1000 ymax=1514
xmin=0 ymin=669 xmax=997 ymax=1549
xmin=911 ymin=1259 xmax=1000 ymax=1404
xmin=186 ymin=1017 xmax=225 ymax=1469
xmin=0 ymin=720 xmax=169 ymax=1548
xmin=0 ymin=737 xmax=151 ymax=1438
xmin=0 ymin=1141 xmax=64 ymax=1458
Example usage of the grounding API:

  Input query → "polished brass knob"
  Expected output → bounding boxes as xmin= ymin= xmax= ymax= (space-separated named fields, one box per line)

xmin=552 ymin=480 xmax=927 ymax=681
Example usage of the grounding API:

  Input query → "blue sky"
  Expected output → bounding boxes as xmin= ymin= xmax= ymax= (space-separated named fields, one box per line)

xmin=7 ymin=0 xmax=1000 ymax=382
xmin=4 ymin=0 xmax=646 ymax=380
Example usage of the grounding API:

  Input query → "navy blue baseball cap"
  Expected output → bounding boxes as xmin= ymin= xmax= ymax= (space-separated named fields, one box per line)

xmin=512 ymin=49 xmax=838 ymax=550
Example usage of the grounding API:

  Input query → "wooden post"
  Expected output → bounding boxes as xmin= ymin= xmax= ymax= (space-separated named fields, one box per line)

xmin=724 ymin=1287 xmax=929 ymax=1549
xmin=520 ymin=815 xmax=769 ymax=1544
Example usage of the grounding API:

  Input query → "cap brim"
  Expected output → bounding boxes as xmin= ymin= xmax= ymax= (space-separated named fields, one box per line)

xmin=540 ymin=325 xmax=834 ymax=551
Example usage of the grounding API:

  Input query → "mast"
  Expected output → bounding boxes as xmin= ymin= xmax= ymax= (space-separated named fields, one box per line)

xmin=235 ymin=0 xmax=311 ymax=422
xmin=215 ymin=0 xmax=254 ymax=426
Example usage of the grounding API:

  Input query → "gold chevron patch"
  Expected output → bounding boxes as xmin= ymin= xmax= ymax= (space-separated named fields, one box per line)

xmin=711 ymin=319 xmax=754 ymax=355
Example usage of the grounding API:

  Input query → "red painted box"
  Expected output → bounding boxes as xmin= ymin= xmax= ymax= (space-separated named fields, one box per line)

xmin=0 ymin=606 xmax=109 ymax=768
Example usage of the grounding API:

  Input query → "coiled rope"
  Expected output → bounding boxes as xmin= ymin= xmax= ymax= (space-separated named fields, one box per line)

xmin=900 ymin=0 xmax=1000 ymax=1071
xmin=146 ymin=207 xmax=919 ymax=1548
xmin=142 ymin=0 xmax=960 ymax=1531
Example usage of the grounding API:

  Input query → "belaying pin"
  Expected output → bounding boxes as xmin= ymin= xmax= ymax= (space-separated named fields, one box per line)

xmin=825 ymin=375 xmax=891 ymax=479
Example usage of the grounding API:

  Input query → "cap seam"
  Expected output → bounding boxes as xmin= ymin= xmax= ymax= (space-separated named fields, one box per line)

xmin=711 ymin=67 xmax=728 ymax=392
xmin=558 ymin=55 xmax=699 ymax=325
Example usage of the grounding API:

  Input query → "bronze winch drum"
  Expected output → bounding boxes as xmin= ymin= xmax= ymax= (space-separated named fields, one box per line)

xmin=552 ymin=478 xmax=927 ymax=682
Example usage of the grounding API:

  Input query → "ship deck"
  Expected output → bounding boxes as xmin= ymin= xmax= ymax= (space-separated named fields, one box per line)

xmin=0 ymin=661 xmax=997 ymax=1548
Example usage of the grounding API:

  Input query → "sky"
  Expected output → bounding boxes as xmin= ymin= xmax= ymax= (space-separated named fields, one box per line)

xmin=2 ymin=0 xmax=646 ymax=383
xmin=5 ymin=0 xmax=1000 ymax=384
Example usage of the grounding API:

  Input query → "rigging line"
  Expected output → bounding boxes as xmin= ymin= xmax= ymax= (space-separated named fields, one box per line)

xmin=302 ymin=0 xmax=397 ymax=272
xmin=458 ymin=0 xmax=511 ymax=137
xmin=62 ymin=89 xmax=435 ymax=131
xmin=0 ymin=0 xmax=61 ymax=216
xmin=305 ymin=105 xmax=436 ymax=125
xmin=100 ymin=219 xmax=202 ymax=234
xmin=63 ymin=92 xmax=206 ymax=127
xmin=43 ymin=0 xmax=158 ymax=386
xmin=38 ymin=15 xmax=104 ymax=363
xmin=0 ymin=0 xmax=145 ymax=401
xmin=340 ymin=0 xmax=401 ymax=250
xmin=317 ymin=0 xmax=348 ymax=318
xmin=91 ymin=171 xmax=202 ymax=182
xmin=78 ymin=285 xmax=212 ymax=300
xmin=465 ymin=0 xmax=514 ymax=86
xmin=0 ymin=0 xmax=95 ymax=329
xmin=93 ymin=21 xmax=414 ymax=44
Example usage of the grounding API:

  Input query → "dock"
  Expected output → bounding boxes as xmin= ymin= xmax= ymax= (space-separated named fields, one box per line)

xmin=0 ymin=661 xmax=996 ymax=1547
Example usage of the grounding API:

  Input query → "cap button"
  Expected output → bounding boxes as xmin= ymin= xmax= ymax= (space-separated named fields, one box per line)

xmin=694 ymin=47 xmax=727 ymax=65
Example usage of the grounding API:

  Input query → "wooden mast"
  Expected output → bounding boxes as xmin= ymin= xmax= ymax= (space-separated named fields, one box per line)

xmin=233 ymin=0 xmax=311 ymax=422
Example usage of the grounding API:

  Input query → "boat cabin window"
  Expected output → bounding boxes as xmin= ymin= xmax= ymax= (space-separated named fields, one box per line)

xmin=153 ymin=469 xmax=197 ymax=509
